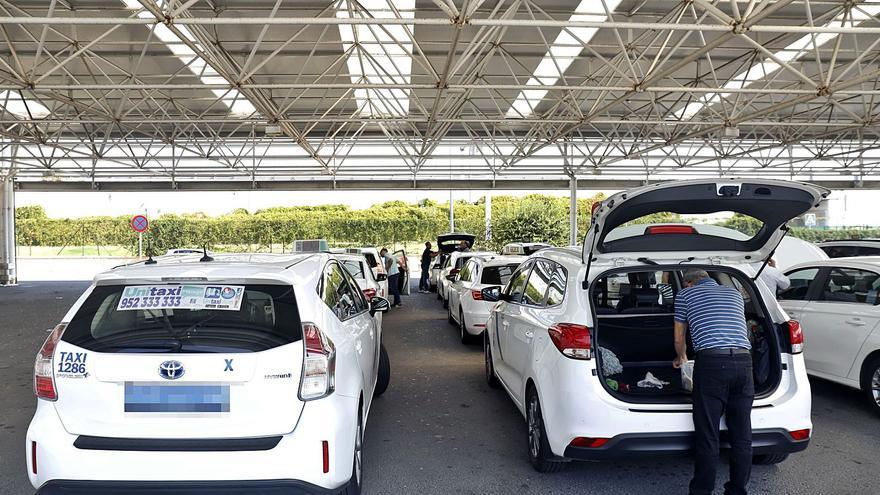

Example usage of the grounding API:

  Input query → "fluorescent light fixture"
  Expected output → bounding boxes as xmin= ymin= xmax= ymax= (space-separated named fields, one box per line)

xmin=122 ymin=0 xmax=257 ymax=117
xmin=337 ymin=0 xmax=415 ymax=117
xmin=506 ymin=0 xmax=622 ymax=118
xmin=0 ymin=91 xmax=51 ymax=119
xmin=673 ymin=2 xmax=880 ymax=121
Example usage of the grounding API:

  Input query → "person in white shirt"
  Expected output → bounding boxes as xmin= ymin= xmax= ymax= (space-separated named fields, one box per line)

xmin=758 ymin=258 xmax=790 ymax=296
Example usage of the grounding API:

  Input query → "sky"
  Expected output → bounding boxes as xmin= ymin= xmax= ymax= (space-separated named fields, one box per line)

xmin=14 ymin=188 xmax=880 ymax=227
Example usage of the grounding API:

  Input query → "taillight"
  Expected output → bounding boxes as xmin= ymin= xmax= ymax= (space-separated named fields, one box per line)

xmin=34 ymin=324 xmax=65 ymax=401
xmin=569 ymin=437 xmax=608 ymax=448
xmin=471 ymin=289 xmax=483 ymax=300
xmin=299 ymin=323 xmax=336 ymax=401
xmin=363 ymin=288 xmax=377 ymax=301
xmin=548 ymin=323 xmax=591 ymax=360
xmin=787 ymin=320 xmax=803 ymax=354
xmin=789 ymin=429 xmax=810 ymax=441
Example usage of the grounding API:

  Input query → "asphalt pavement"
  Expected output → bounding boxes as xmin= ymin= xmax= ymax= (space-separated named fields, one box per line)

xmin=2 ymin=282 xmax=879 ymax=494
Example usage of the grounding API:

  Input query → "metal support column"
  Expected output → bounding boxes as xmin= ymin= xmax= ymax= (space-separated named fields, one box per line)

xmin=485 ymin=194 xmax=492 ymax=243
xmin=0 ymin=176 xmax=15 ymax=285
xmin=569 ymin=177 xmax=577 ymax=246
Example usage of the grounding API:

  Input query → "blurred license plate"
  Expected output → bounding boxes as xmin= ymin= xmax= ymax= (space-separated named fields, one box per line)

xmin=124 ymin=383 xmax=230 ymax=413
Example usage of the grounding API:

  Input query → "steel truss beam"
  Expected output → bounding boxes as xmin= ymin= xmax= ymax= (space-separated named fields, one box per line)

xmin=0 ymin=0 xmax=878 ymax=189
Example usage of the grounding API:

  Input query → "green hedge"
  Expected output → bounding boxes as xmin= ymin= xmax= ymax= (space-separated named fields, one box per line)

xmin=16 ymin=197 xmax=880 ymax=255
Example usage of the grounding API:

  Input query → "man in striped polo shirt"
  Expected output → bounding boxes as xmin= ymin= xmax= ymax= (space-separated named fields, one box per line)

xmin=673 ymin=269 xmax=753 ymax=495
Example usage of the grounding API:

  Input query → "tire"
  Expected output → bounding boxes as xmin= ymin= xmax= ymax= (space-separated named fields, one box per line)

xmin=430 ymin=284 xmax=437 ymax=293
xmin=340 ymin=407 xmax=364 ymax=495
xmin=861 ymin=356 xmax=880 ymax=416
xmin=459 ymin=310 xmax=472 ymax=344
xmin=752 ymin=453 xmax=789 ymax=465
xmin=447 ymin=303 xmax=456 ymax=325
xmin=526 ymin=387 xmax=567 ymax=473
xmin=442 ymin=291 xmax=449 ymax=309
xmin=485 ymin=331 xmax=501 ymax=389
xmin=374 ymin=344 xmax=391 ymax=397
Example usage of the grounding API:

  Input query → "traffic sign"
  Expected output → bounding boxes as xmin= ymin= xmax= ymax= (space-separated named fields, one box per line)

xmin=131 ymin=214 xmax=149 ymax=233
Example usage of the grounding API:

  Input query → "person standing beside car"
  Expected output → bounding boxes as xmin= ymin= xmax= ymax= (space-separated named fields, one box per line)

xmin=756 ymin=258 xmax=790 ymax=297
xmin=673 ymin=269 xmax=753 ymax=495
xmin=419 ymin=242 xmax=438 ymax=293
xmin=381 ymin=248 xmax=402 ymax=308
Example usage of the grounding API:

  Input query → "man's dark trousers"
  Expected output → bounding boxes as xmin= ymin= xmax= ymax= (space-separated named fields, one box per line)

xmin=419 ymin=268 xmax=430 ymax=292
xmin=388 ymin=273 xmax=401 ymax=306
xmin=690 ymin=352 xmax=754 ymax=495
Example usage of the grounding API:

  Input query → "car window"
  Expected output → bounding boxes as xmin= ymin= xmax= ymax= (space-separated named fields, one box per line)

xmin=859 ymin=247 xmax=880 ymax=256
xmin=362 ymin=253 xmax=378 ymax=268
xmin=822 ymin=245 xmax=859 ymax=258
xmin=819 ymin=267 xmax=880 ymax=305
xmin=459 ymin=260 xmax=474 ymax=282
xmin=340 ymin=259 xmax=365 ymax=280
xmin=321 ymin=262 xmax=366 ymax=320
xmin=481 ymin=264 xmax=519 ymax=285
xmin=339 ymin=266 xmax=369 ymax=314
xmin=545 ymin=261 xmax=567 ymax=306
xmin=503 ymin=262 xmax=531 ymax=303
xmin=522 ymin=260 xmax=551 ymax=306
xmin=778 ymin=268 xmax=820 ymax=301
xmin=65 ymin=284 xmax=302 ymax=353
xmin=455 ymin=256 xmax=470 ymax=270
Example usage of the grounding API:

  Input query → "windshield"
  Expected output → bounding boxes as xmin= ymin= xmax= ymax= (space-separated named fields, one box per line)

xmin=481 ymin=264 xmax=520 ymax=285
xmin=63 ymin=284 xmax=302 ymax=353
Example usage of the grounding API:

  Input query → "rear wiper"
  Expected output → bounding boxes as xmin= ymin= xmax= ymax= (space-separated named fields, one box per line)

xmin=637 ymin=257 xmax=659 ymax=265
xmin=177 ymin=314 xmax=219 ymax=337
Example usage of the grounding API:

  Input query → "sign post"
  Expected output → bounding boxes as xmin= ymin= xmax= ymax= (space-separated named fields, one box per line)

xmin=130 ymin=214 xmax=149 ymax=257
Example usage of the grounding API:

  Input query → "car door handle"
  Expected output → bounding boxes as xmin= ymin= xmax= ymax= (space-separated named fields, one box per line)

xmin=845 ymin=318 xmax=867 ymax=326
xmin=524 ymin=330 xmax=534 ymax=339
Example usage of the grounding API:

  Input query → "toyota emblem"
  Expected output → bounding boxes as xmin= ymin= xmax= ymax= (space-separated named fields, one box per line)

xmin=158 ymin=360 xmax=185 ymax=380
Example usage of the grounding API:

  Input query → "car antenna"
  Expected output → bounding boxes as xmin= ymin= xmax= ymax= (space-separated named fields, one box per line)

xmin=144 ymin=239 xmax=157 ymax=265
xmin=200 ymin=245 xmax=214 ymax=262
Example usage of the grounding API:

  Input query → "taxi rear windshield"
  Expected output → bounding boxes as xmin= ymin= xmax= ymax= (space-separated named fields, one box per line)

xmin=62 ymin=284 xmax=302 ymax=353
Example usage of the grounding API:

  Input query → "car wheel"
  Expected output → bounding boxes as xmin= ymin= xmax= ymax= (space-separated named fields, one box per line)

xmin=526 ymin=387 xmax=567 ymax=473
xmin=374 ymin=344 xmax=391 ymax=397
xmin=340 ymin=407 xmax=364 ymax=495
xmin=485 ymin=332 xmax=501 ymax=389
xmin=430 ymin=284 xmax=437 ymax=292
xmin=447 ymin=303 xmax=456 ymax=325
xmin=861 ymin=356 xmax=880 ymax=416
xmin=752 ymin=453 xmax=789 ymax=465
xmin=442 ymin=292 xmax=449 ymax=309
xmin=459 ymin=310 xmax=471 ymax=344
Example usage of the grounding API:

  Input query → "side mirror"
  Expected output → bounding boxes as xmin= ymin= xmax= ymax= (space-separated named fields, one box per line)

xmin=446 ymin=274 xmax=457 ymax=282
xmin=481 ymin=286 xmax=502 ymax=302
xmin=375 ymin=273 xmax=388 ymax=281
xmin=370 ymin=297 xmax=390 ymax=316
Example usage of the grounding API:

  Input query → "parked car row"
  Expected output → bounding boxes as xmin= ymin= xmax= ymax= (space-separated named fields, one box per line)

xmin=25 ymin=179 xmax=878 ymax=494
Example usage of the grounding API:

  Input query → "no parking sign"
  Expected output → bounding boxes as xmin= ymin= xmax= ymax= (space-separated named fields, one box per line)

xmin=130 ymin=214 xmax=149 ymax=233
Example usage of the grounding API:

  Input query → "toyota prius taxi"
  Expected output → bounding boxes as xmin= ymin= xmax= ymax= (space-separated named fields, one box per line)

xmin=26 ymin=253 xmax=390 ymax=494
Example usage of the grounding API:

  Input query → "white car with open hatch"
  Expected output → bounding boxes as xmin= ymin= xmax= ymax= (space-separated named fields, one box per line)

xmin=446 ymin=255 xmax=526 ymax=343
xmin=481 ymin=179 xmax=824 ymax=472
xmin=26 ymin=252 xmax=390 ymax=494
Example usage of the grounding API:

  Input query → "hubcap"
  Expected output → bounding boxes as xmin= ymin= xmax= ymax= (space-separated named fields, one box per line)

xmin=485 ymin=337 xmax=492 ymax=378
xmin=354 ymin=416 xmax=363 ymax=485
xmin=872 ymin=368 xmax=880 ymax=406
xmin=528 ymin=396 xmax=541 ymax=459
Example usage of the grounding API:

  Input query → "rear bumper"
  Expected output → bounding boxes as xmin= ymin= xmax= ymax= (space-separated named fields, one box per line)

xmin=35 ymin=479 xmax=342 ymax=495
xmin=563 ymin=428 xmax=809 ymax=460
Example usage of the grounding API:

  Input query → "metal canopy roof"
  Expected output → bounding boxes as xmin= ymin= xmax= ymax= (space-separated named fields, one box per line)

xmin=0 ymin=0 xmax=879 ymax=190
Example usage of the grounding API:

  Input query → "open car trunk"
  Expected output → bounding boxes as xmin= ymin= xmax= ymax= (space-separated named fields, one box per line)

xmin=591 ymin=266 xmax=783 ymax=404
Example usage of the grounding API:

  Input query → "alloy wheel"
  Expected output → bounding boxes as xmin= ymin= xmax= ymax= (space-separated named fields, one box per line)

xmin=354 ymin=413 xmax=363 ymax=486
xmin=873 ymin=368 xmax=880 ymax=407
xmin=527 ymin=395 xmax=541 ymax=459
